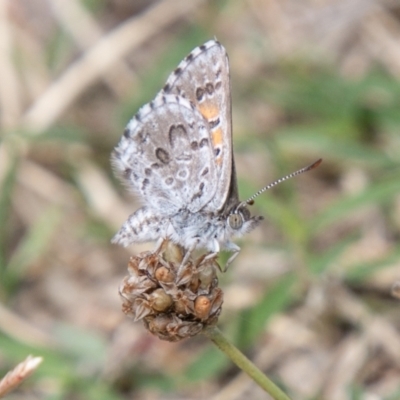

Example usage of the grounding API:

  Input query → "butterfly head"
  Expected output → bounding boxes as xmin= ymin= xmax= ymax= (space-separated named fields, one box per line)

xmin=226 ymin=203 xmax=263 ymax=236
xmin=228 ymin=205 xmax=250 ymax=230
xmin=226 ymin=159 xmax=323 ymax=234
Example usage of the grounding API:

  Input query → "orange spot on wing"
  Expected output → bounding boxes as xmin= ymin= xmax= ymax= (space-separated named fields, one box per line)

xmin=198 ymin=102 xmax=224 ymax=165
xmin=212 ymin=128 xmax=223 ymax=165
xmin=212 ymin=128 xmax=223 ymax=148
xmin=198 ymin=102 xmax=219 ymax=120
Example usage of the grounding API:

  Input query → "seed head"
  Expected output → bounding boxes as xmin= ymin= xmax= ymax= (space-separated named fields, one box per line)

xmin=119 ymin=241 xmax=224 ymax=341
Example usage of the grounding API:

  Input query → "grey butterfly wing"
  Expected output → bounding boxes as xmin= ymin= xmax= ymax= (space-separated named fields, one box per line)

xmin=112 ymin=95 xmax=217 ymax=214
xmin=161 ymin=40 xmax=237 ymax=212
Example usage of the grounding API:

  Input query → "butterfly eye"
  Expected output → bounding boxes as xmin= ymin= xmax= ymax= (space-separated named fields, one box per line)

xmin=228 ymin=213 xmax=243 ymax=230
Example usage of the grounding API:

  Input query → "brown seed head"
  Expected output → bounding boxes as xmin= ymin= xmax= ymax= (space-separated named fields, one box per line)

xmin=119 ymin=240 xmax=223 ymax=341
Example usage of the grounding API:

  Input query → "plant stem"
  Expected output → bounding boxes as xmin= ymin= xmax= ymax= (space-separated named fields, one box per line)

xmin=203 ymin=325 xmax=292 ymax=400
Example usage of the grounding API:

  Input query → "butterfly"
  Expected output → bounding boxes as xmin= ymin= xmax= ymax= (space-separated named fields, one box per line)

xmin=111 ymin=39 xmax=321 ymax=270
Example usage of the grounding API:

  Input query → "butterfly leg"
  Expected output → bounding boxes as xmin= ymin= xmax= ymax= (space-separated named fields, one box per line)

xmin=176 ymin=238 xmax=201 ymax=278
xmin=198 ymin=239 xmax=221 ymax=263
xmin=153 ymin=237 xmax=166 ymax=254
xmin=198 ymin=239 xmax=221 ymax=270
xmin=221 ymin=242 xmax=241 ymax=272
xmin=193 ymin=239 xmax=227 ymax=272
xmin=198 ymin=240 xmax=240 ymax=272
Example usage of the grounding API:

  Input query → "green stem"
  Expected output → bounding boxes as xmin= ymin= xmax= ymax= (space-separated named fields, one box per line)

xmin=203 ymin=326 xmax=292 ymax=400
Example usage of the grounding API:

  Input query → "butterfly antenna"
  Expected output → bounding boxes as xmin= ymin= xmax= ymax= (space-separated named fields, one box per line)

xmin=239 ymin=158 xmax=322 ymax=208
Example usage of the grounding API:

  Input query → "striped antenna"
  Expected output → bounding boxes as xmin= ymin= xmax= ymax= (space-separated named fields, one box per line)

xmin=238 ymin=158 xmax=322 ymax=208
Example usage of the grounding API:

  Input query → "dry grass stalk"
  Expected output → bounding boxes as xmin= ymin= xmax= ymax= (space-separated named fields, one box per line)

xmin=0 ymin=355 xmax=43 ymax=398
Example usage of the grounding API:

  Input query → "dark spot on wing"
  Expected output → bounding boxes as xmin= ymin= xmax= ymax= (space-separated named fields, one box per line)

xmin=155 ymin=148 xmax=170 ymax=164
xmin=142 ymin=178 xmax=149 ymax=190
xmin=123 ymin=168 xmax=132 ymax=178
xmin=196 ymin=87 xmax=205 ymax=101
xmin=132 ymin=172 xmax=139 ymax=181
xmin=209 ymin=118 xmax=220 ymax=129
xmin=169 ymin=124 xmax=187 ymax=147
xmin=178 ymin=169 xmax=188 ymax=179
xmin=201 ymin=167 xmax=209 ymax=176
xmin=199 ymin=138 xmax=209 ymax=148
xmin=191 ymin=182 xmax=205 ymax=202
xmin=138 ymin=130 xmax=149 ymax=143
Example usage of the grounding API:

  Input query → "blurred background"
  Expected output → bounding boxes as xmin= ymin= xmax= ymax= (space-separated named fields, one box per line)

xmin=1 ymin=0 xmax=400 ymax=399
